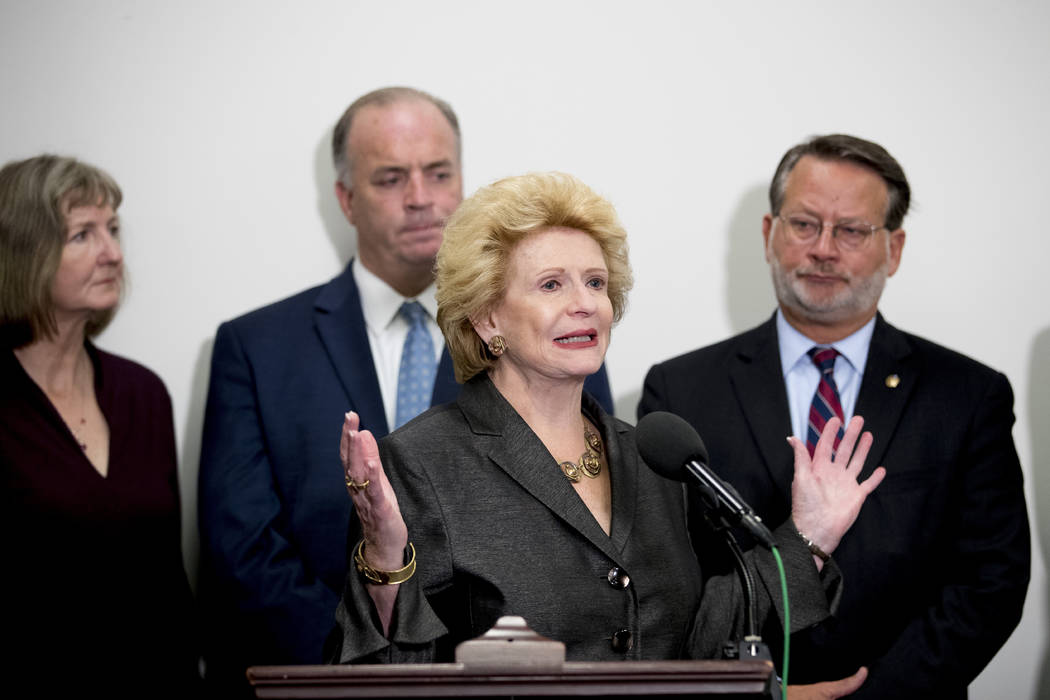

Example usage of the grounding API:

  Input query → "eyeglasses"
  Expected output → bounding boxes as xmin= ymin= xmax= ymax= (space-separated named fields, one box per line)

xmin=776 ymin=214 xmax=885 ymax=251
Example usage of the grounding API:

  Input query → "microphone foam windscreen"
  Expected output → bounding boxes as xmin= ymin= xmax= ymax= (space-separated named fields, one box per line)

xmin=635 ymin=411 xmax=709 ymax=481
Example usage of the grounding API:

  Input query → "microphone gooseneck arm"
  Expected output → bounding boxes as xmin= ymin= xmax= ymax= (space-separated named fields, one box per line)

xmin=683 ymin=458 xmax=776 ymax=550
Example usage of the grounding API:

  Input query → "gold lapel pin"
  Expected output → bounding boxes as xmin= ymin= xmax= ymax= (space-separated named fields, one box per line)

xmin=885 ymin=374 xmax=901 ymax=388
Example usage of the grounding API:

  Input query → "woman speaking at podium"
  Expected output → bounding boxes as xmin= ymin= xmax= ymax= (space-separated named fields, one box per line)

xmin=327 ymin=172 xmax=881 ymax=689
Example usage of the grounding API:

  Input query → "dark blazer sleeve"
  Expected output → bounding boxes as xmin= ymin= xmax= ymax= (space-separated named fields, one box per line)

xmin=686 ymin=516 xmax=842 ymax=661
xmin=326 ymin=428 xmax=452 ymax=665
xmin=198 ymin=319 xmax=340 ymax=666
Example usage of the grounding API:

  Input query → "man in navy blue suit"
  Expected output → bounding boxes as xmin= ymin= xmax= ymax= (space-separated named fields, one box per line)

xmin=197 ymin=86 xmax=615 ymax=692
xmin=639 ymin=135 xmax=1029 ymax=698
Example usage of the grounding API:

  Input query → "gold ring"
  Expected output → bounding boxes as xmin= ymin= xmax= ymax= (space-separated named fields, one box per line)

xmin=345 ymin=475 xmax=370 ymax=492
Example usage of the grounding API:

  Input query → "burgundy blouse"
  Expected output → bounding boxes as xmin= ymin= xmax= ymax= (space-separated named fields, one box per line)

xmin=0 ymin=344 xmax=198 ymax=695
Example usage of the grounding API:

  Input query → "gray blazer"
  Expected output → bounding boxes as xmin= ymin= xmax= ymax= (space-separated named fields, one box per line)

xmin=329 ymin=375 xmax=837 ymax=664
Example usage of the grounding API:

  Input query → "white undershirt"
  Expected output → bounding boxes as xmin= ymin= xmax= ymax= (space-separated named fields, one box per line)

xmin=776 ymin=309 xmax=876 ymax=441
xmin=352 ymin=259 xmax=443 ymax=431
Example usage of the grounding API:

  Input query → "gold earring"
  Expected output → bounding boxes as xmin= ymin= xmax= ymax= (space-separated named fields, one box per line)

xmin=488 ymin=335 xmax=508 ymax=357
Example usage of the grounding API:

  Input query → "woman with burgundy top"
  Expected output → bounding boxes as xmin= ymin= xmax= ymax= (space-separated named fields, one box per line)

xmin=0 ymin=155 xmax=197 ymax=696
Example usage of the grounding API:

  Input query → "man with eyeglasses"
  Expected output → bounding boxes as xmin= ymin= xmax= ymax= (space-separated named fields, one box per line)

xmin=639 ymin=134 xmax=1029 ymax=698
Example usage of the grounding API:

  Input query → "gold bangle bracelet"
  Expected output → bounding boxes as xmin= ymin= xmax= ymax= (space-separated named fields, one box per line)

xmin=354 ymin=540 xmax=416 ymax=585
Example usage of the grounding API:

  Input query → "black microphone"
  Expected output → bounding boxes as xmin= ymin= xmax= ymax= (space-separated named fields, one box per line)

xmin=636 ymin=411 xmax=776 ymax=549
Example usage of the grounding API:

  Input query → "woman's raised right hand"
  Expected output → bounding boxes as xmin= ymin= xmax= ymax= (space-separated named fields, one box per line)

xmin=341 ymin=411 xmax=408 ymax=571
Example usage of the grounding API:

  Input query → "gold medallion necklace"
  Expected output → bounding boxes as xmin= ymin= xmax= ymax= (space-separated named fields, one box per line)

xmin=559 ymin=426 xmax=603 ymax=483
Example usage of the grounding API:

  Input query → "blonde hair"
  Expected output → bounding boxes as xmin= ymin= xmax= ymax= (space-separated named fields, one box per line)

xmin=0 ymin=155 xmax=122 ymax=348
xmin=436 ymin=172 xmax=632 ymax=383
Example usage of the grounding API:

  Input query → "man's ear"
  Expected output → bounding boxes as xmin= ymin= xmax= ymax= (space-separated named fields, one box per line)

xmin=886 ymin=228 xmax=906 ymax=277
xmin=335 ymin=181 xmax=354 ymax=224
xmin=761 ymin=214 xmax=774 ymax=262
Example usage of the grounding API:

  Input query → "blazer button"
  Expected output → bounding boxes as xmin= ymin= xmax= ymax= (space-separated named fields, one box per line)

xmin=607 ymin=567 xmax=631 ymax=589
xmin=610 ymin=628 xmax=633 ymax=653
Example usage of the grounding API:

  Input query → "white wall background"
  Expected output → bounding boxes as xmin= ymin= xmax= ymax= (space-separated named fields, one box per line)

xmin=2 ymin=1 xmax=1047 ymax=696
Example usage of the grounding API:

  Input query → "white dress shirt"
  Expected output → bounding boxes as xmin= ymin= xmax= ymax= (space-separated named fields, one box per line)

xmin=352 ymin=259 xmax=444 ymax=431
xmin=776 ymin=309 xmax=876 ymax=441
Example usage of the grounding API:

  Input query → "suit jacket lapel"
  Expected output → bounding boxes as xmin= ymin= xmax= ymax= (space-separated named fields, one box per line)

xmin=314 ymin=262 xmax=390 ymax=437
xmin=854 ymin=314 xmax=917 ymax=477
xmin=728 ymin=316 xmax=795 ymax=499
xmin=432 ymin=348 xmax=459 ymax=405
xmin=313 ymin=262 xmax=464 ymax=438
xmin=728 ymin=313 xmax=917 ymax=492
xmin=459 ymin=377 xmax=626 ymax=563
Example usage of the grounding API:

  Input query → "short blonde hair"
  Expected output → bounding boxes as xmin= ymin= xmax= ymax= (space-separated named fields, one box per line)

xmin=436 ymin=172 xmax=632 ymax=383
xmin=0 ymin=155 xmax=123 ymax=348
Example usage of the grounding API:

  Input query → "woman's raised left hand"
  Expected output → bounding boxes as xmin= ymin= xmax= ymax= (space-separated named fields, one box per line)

xmin=789 ymin=416 xmax=886 ymax=561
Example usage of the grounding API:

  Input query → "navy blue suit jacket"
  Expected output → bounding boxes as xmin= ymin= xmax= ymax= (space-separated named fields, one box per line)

xmin=198 ymin=261 xmax=613 ymax=679
xmin=639 ymin=313 xmax=1029 ymax=698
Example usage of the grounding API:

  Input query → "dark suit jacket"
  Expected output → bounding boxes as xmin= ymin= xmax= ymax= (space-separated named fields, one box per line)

xmin=198 ymin=262 xmax=613 ymax=679
xmin=328 ymin=374 xmax=839 ymax=664
xmin=639 ymin=313 xmax=1030 ymax=698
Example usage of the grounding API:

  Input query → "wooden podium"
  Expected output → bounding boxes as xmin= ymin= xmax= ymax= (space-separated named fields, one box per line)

xmin=248 ymin=617 xmax=778 ymax=699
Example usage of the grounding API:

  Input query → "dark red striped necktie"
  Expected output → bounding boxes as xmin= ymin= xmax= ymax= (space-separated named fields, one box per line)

xmin=807 ymin=347 xmax=845 ymax=456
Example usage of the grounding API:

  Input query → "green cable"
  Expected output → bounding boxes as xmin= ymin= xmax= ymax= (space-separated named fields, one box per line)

xmin=771 ymin=545 xmax=789 ymax=697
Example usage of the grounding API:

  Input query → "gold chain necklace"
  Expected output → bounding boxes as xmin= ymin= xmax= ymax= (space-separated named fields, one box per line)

xmin=559 ymin=427 xmax=603 ymax=482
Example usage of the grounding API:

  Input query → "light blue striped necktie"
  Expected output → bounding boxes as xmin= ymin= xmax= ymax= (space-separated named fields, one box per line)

xmin=395 ymin=301 xmax=436 ymax=428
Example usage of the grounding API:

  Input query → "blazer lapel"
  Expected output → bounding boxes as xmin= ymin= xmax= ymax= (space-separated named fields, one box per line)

xmin=603 ymin=414 xmax=638 ymax=556
xmin=728 ymin=316 xmax=795 ymax=499
xmin=460 ymin=378 xmax=625 ymax=564
xmin=313 ymin=262 xmax=390 ymax=437
xmin=854 ymin=314 xmax=917 ymax=477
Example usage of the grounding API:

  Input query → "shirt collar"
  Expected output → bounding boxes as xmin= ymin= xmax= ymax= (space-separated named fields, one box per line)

xmin=352 ymin=258 xmax=439 ymax=331
xmin=775 ymin=308 xmax=876 ymax=377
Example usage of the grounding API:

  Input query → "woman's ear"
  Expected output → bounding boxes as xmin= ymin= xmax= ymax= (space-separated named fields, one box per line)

xmin=470 ymin=311 xmax=498 ymax=344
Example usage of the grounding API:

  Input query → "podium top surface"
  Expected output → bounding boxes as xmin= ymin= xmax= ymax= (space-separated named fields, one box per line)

xmin=248 ymin=659 xmax=775 ymax=698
